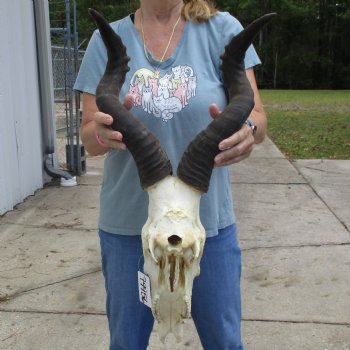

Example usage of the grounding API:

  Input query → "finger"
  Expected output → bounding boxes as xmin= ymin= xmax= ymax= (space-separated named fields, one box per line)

xmin=218 ymin=124 xmax=252 ymax=151
xmin=102 ymin=131 xmax=127 ymax=150
xmin=215 ymin=146 xmax=253 ymax=166
xmin=209 ymin=103 xmax=221 ymax=119
xmin=217 ymin=153 xmax=251 ymax=166
xmin=215 ymin=142 xmax=254 ymax=165
xmin=99 ymin=127 xmax=124 ymax=143
xmin=123 ymin=94 xmax=134 ymax=110
xmin=94 ymin=111 xmax=113 ymax=126
xmin=107 ymin=130 xmax=124 ymax=142
xmin=108 ymin=139 xmax=127 ymax=150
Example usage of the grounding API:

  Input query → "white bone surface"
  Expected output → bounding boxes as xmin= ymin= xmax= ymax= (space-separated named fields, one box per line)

xmin=142 ymin=176 xmax=206 ymax=342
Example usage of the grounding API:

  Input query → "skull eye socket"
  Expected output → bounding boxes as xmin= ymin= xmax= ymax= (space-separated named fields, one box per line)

xmin=168 ymin=235 xmax=182 ymax=246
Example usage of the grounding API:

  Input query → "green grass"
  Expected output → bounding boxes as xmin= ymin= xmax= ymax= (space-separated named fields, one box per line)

xmin=260 ymin=90 xmax=350 ymax=159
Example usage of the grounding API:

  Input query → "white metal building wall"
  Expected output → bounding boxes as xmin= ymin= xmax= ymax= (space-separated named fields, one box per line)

xmin=0 ymin=0 xmax=44 ymax=214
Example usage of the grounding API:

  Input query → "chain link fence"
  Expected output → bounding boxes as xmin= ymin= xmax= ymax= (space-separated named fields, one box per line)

xmin=49 ymin=0 xmax=86 ymax=175
xmin=52 ymin=45 xmax=84 ymax=131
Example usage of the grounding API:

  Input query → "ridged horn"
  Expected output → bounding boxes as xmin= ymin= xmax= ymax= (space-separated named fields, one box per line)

xmin=177 ymin=13 xmax=276 ymax=193
xmin=89 ymin=9 xmax=172 ymax=189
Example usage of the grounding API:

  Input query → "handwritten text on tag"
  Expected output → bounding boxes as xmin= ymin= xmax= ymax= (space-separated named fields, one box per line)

xmin=138 ymin=271 xmax=152 ymax=308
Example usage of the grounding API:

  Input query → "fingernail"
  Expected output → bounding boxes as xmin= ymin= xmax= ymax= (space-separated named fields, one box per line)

xmin=219 ymin=143 xmax=226 ymax=150
xmin=215 ymin=155 xmax=222 ymax=163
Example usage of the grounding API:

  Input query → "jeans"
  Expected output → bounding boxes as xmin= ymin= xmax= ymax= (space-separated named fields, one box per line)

xmin=99 ymin=224 xmax=243 ymax=350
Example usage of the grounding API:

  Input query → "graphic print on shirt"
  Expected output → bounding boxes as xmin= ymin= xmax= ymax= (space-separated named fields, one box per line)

xmin=129 ymin=65 xmax=197 ymax=122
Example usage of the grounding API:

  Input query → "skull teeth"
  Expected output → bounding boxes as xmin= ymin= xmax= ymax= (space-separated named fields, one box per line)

xmin=193 ymin=240 xmax=200 ymax=259
xmin=149 ymin=240 xmax=158 ymax=263
xmin=153 ymin=295 xmax=161 ymax=323
xmin=169 ymin=255 xmax=176 ymax=292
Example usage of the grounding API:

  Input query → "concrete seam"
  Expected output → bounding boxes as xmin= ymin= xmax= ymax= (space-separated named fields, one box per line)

xmin=241 ymin=242 xmax=350 ymax=251
xmin=290 ymin=160 xmax=349 ymax=233
xmin=0 ymin=268 xmax=102 ymax=303
xmin=0 ymin=309 xmax=106 ymax=316
xmin=0 ymin=222 xmax=97 ymax=232
xmin=242 ymin=318 xmax=350 ymax=327
xmin=230 ymin=182 xmax=307 ymax=185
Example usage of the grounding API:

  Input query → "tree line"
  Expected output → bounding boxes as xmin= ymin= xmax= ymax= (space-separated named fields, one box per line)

xmin=49 ymin=0 xmax=350 ymax=89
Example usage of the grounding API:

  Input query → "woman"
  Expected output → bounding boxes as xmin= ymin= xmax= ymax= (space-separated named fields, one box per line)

xmin=74 ymin=0 xmax=267 ymax=349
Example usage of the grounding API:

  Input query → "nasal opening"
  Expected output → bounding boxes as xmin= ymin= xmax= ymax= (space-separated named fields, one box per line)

xmin=168 ymin=235 xmax=182 ymax=246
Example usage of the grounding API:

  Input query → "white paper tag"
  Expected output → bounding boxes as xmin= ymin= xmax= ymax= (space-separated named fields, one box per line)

xmin=138 ymin=271 xmax=152 ymax=308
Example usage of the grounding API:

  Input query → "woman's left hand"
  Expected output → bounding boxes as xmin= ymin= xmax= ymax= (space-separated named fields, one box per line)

xmin=209 ymin=103 xmax=255 ymax=166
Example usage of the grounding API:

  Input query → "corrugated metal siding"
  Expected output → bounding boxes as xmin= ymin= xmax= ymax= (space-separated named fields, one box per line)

xmin=0 ymin=0 xmax=44 ymax=215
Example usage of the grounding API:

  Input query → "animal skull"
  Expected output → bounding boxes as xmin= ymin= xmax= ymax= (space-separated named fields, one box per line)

xmin=142 ymin=176 xmax=205 ymax=341
xmin=89 ymin=9 xmax=275 ymax=342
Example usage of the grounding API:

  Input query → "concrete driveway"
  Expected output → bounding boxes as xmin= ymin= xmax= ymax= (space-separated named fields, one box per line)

xmin=0 ymin=137 xmax=349 ymax=349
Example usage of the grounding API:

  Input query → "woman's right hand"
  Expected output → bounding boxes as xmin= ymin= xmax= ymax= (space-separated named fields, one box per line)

xmin=94 ymin=112 xmax=126 ymax=150
xmin=93 ymin=94 xmax=134 ymax=150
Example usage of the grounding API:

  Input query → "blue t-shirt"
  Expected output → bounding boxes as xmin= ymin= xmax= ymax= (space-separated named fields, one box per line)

xmin=74 ymin=11 xmax=261 ymax=237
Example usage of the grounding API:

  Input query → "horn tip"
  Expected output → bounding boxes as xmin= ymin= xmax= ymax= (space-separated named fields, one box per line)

xmin=262 ymin=12 xmax=278 ymax=23
xmin=88 ymin=8 xmax=101 ymax=21
xmin=265 ymin=12 xmax=278 ymax=17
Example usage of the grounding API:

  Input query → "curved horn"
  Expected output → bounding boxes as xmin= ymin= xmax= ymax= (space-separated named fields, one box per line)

xmin=177 ymin=13 xmax=276 ymax=193
xmin=89 ymin=9 xmax=172 ymax=189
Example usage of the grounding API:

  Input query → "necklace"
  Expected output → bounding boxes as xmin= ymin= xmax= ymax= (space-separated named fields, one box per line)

xmin=140 ymin=11 xmax=182 ymax=78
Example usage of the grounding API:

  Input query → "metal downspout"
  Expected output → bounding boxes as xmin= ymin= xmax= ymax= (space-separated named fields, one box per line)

xmin=33 ymin=0 xmax=73 ymax=180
